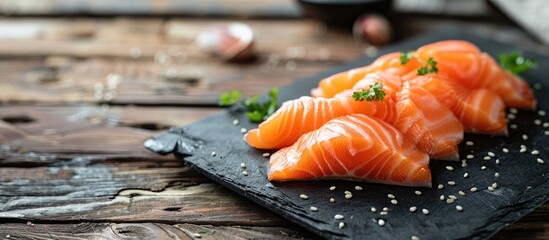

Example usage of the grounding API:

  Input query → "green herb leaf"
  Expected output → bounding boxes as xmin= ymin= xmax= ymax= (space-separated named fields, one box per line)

xmin=352 ymin=82 xmax=386 ymax=102
xmin=417 ymin=57 xmax=438 ymax=76
xmin=498 ymin=52 xmax=537 ymax=75
xmin=241 ymin=87 xmax=279 ymax=123
xmin=400 ymin=51 xmax=414 ymax=65
xmin=219 ymin=90 xmax=242 ymax=106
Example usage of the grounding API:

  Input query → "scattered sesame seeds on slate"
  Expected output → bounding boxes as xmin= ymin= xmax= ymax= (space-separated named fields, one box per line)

xmin=456 ymin=205 xmax=464 ymax=212
xmin=535 ymin=119 xmax=542 ymax=125
xmin=383 ymin=207 xmax=389 ymax=211
xmin=463 ymin=173 xmax=469 ymax=178
xmin=380 ymin=211 xmax=388 ymax=216
xmin=355 ymin=186 xmax=363 ymax=191
xmin=339 ymin=222 xmax=345 ymax=229
xmin=471 ymin=187 xmax=478 ymax=192
xmin=262 ymin=152 xmax=270 ymax=157
xmin=467 ymin=154 xmax=474 ymax=159
xmin=510 ymin=124 xmax=518 ymax=129
xmin=448 ymin=181 xmax=456 ymax=186
xmin=391 ymin=199 xmax=398 ymax=205
xmin=446 ymin=166 xmax=454 ymax=171
xmin=371 ymin=207 xmax=377 ymax=212
xmin=242 ymin=171 xmax=248 ymax=176
xmin=509 ymin=108 xmax=518 ymax=114
xmin=488 ymin=152 xmax=495 ymax=157
xmin=232 ymin=119 xmax=240 ymax=125
xmin=211 ymin=151 xmax=217 ymax=157
xmin=310 ymin=206 xmax=318 ymax=212
xmin=466 ymin=141 xmax=474 ymax=146
xmin=240 ymin=128 xmax=247 ymax=133
xmin=410 ymin=206 xmax=417 ymax=212
xmin=446 ymin=198 xmax=455 ymax=204
xmin=330 ymin=186 xmax=336 ymax=191
xmin=481 ymin=166 xmax=487 ymax=170
xmin=484 ymin=156 xmax=491 ymax=160
xmin=538 ymin=158 xmax=545 ymax=164
xmin=438 ymin=184 xmax=444 ymax=189
xmin=440 ymin=195 xmax=445 ymax=201
xmin=378 ymin=219 xmax=386 ymax=226
xmin=411 ymin=236 xmax=421 ymax=240
xmin=538 ymin=110 xmax=546 ymax=116
xmin=422 ymin=209 xmax=429 ymax=215
xmin=502 ymin=148 xmax=509 ymax=153
xmin=240 ymin=163 xmax=247 ymax=168
xmin=495 ymin=172 xmax=500 ymax=177
xmin=531 ymin=150 xmax=539 ymax=155
xmin=459 ymin=191 xmax=466 ymax=196
xmin=334 ymin=214 xmax=344 ymax=220
xmin=330 ymin=198 xmax=335 ymax=203
xmin=415 ymin=190 xmax=422 ymax=195
xmin=300 ymin=194 xmax=309 ymax=200
xmin=522 ymin=134 xmax=529 ymax=141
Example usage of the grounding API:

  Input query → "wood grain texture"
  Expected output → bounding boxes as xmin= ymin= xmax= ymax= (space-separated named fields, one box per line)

xmin=0 ymin=222 xmax=311 ymax=240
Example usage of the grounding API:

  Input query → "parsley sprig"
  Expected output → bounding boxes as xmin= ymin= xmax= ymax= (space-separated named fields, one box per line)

xmin=498 ymin=52 xmax=537 ymax=75
xmin=352 ymin=82 xmax=386 ymax=102
xmin=400 ymin=51 xmax=414 ymax=65
xmin=417 ymin=57 xmax=438 ymax=75
xmin=218 ymin=87 xmax=279 ymax=123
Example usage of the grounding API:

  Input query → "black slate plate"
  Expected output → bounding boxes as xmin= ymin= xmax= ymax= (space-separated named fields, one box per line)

xmin=145 ymin=29 xmax=549 ymax=240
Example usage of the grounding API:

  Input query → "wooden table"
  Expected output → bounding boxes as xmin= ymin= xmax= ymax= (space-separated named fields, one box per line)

xmin=0 ymin=14 xmax=547 ymax=239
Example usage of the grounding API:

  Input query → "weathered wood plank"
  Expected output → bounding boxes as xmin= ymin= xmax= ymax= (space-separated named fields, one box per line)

xmin=0 ymin=222 xmax=312 ymax=240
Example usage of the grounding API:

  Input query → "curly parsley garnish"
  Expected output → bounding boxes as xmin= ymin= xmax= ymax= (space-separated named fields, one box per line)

xmin=400 ymin=51 xmax=414 ymax=65
xmin=498 ymin=52 xmax=537 ymax=75
xmin=352 ymin=82 xmax=386 ymax=102
xmin=219 ymin=87 xmax=279 ymax=123
xmin=417 ymin=57 xmax=438 ymax=75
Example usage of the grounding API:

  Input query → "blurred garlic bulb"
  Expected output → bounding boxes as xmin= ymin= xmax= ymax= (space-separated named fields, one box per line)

xmin=196 ymin=22 xmax=255 ymax=62
xmin=353 ymin=14 xmax=392 ymax=46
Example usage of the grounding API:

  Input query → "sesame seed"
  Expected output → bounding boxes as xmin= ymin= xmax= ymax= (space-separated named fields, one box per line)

xmin=310 ymin=206 xmax=318 ymax=212
xmin=355 ymin=186 xmax=363 ymax=191
xmin=440 ymin=195 xmax=445 ymax=200
xmin=448 ymin=181 xmax=456 ymax=186
xmin=522 ymin=134 xmax=529 ymax=141
xmin=483 ymin=156 xmax=491 ymax=160
xmin=391 ymin=199 xmax=398 ymax=205
xmin=446 ymin=166 xmax=454 ymax=171
xmin=463 ymin=172 xmax=469 ymax=178
xmin=461 ymin=162 xmax=468 ymax=167
xmin=544 ymin=122 xmax=549 ymax=128
xmin=232 ymin=119 xmax=240 ymax=125
xmin=240 ymin=163 xmax=247 ymax=168
xmin=422 ymin=209 xmax=429 ymax=215
xmin=344 ymin=191 xmax=352 ymax=195
xmin=409 ymin=206 xmax=417 ymax=212
xmin=502 ymin=148 xmax=509 ymax=153
xmin=415 ymin=190 xmax=422 ymax=196
xmin=242 ymin=171 xmax=248 ymax=176
xmin=488 ymin=186 xmax=494 ymax=191
xmin=545 ymin=130 xmax=549 ymax=136
xmin=334 ymin=214 xmax=344 ymax=220
xmin=446 ymin=198 xmax=455 ymax=204
xmin=329 ymin=186 xmax=336 ymax=191
xmin=495 ymin=172 xmax=500 ymax=177
xmin=496 ymin=159 xmax=500 ymax=165
xmin=383 ymin=207 xmax=389 ymax=211
xmin=535 ymin=119 xmax=542 ymax=125
xmin=339 ymin=222 xmax=345 ymax=229
xmin=538 ymin=110 xmax=546 ymax=116
xmin=211 ymin=151 xmax=217 ymax=156
xmin=509 ymin=108 xmax=518 ymax=114
xmin=456 ymin=205 xmax=463 ymax=212
xmin=507 ymin=113 xmax=516 ymax=119
xmin=300 ymin=194 xmax=309 ymax=200
xmin=531 ymin=150 xmax=540 ymax=155
xmin=371 ymin=207 xmax=377 ymax=213
xmin=510 ymin=124 xmax=518 ymax=129
xmin=481 ymin=166 xmax=487 ymax=170
xmin=330 ymin=198 xmax=335 ymax=203
xmin=488 ymin=152 xmax=495 ymax=157
xmin=411 ymin=236 xmax=420 ymax=240
xmin=466 ymin=141 xmax=474 ymax=146
xmin=262 ymin=152 xmax=270 ymax=158
xmin=345 ymin=194 xmax=353 ymax=199
xmin=380 ymin=211 xmax=388 ymax=216
xmin=438 ymin=184 xmax=444 ymax=189
xmin=466 ymin=154 xmax=474 ymax=159
xmin=240 ymin=128 xmax=247 ymax=133
xmin=459 ymin=191 xmax=466 ymax=196
xmin=471 ymin=187 xmax=478 ymax=192
xmin=387 ymin=194 xmax=395 ymax=199
xmin=378 ymin=219 xmax=386 ymax=226
xmin=537 ymin=158 xmax=544 ymax=164
xmin=449 ymin=195 xmax=457 ymax=200
xmin=492 ymin=183 xmax=498 ymax=189
xmin=193 ymin=233 xmax=202 ymax=238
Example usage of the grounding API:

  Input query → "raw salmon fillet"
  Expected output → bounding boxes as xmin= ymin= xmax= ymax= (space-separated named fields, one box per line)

xmin=244 ymin=95 xmax=397 ymax=149
xmin=415 ymin=41 xmax=536 ymax=109
xmin=269 ymin=114 xmax=432 ymax=187
xmin=411 ymin=75 xmax=508 ymax=135
xmin=311 ymin=52 xmax=422 ymax=98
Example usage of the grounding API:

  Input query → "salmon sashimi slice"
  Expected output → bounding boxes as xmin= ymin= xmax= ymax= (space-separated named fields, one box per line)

xmin=269 ymin=114 xmax=432 ymax=187
xmin=337 ymin=73 xmax=464 ymax=160
xmin=395 ymin=84 xmax=464 ymax=160
xmin=311 ymin=52 xmax=423 ymax=98
xmin=244 ymin=96 xmax=397 ymax=149
xmin=415 ymin=40 xmax=536 ymax=109
xmin=411 ymin=75 xmax=508 ymax=135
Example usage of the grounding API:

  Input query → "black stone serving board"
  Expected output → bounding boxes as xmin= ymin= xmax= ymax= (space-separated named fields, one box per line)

xmin=145 ymin=29 xmax=549 ymax=240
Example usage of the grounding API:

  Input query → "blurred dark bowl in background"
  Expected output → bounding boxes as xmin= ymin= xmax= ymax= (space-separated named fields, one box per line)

xmin=297 ymin=0 xmax=393 ymax=27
